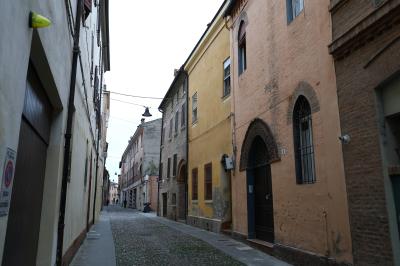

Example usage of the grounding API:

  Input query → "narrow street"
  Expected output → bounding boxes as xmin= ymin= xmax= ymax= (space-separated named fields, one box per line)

xmin=72 ymin=206 xmax=290 ymax=266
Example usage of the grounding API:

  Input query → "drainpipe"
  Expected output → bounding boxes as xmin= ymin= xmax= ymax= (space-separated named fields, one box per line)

xmin=157 ymin=109 xmax=164 ymax=216
xmin=56 ymin=0 xmax=83 ymax=265
xmin=93 ymin=66 xmax=103 ymax=222
xmin=184 ymin=70 xmax=189 ymax=221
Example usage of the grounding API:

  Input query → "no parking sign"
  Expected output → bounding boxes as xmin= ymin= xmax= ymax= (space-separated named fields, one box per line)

xmin=0 ymin=148 xmax=16 ymax=217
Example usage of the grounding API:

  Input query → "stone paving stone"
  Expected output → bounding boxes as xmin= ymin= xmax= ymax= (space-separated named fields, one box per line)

xmin=108 ymin=206 xmax=244 ymax=266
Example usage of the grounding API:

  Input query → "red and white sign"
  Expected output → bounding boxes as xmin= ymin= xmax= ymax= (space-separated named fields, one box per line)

xmin=0 ymin=148 xmax=17 ymax=217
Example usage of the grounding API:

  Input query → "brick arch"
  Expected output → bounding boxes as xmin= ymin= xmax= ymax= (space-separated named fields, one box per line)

xmin=239 ymin=119 xmax=280 ymax=171
xmin=287 ymin=81 xmax=320 ymax=125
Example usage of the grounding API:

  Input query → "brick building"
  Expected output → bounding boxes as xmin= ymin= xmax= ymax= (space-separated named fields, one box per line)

xmin=224 ymin=0 xmax=352 ymax=264
xmin=329 ymin=0 xmax=400 ymax=265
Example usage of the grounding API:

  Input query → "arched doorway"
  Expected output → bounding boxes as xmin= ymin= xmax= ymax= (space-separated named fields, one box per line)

xmin=240 ymin=119 xmax=280 ymax=242
xmin=177 ymin=160 xmax=187 ymax=221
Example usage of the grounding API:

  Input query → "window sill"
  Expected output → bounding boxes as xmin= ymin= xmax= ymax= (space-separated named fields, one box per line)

xmin=221 ymin=94 xmax=231 ymax=101
xmin=192 ymin=200 xmax=198 ymax=204
xmin=204 ymin=200 xmax=213 ymax=204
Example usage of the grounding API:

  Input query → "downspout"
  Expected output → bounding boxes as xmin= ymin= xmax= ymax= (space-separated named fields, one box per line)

xmin=157 ymin=109 xmax=164 ymax=216
xmin=56 ymin=0 xmax=83 ymax=265
xmin=184 ymin=70 xmax=189 ymax=221
xmin=93 ymin=66 xmax=103 ymax=222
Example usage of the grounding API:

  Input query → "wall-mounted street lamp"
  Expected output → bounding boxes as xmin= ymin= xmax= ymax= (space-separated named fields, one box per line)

xmin=29 ymin=11 xmax=52 ymax=28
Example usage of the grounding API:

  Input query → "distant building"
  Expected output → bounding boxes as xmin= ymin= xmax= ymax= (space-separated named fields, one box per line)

xmin=109 ymin=182 xmax=119 ymax=204
xmin=185 ymin=2 xmax=233 ymax=233
xmin=158 ymin=69 xmax=188 ymax=220
xmin=329 ymin=0 xmax=400 ymax=264
xmin=119 ymin=119 xmax=161 ymax=212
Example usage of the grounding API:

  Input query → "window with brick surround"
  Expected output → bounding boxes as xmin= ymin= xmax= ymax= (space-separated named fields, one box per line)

xmin=192 ymin=168 xmax=198 ymax=200
xmin=204 ymin=163 xmax=212 ymax=200
xmin=293 ymin=96 xmax=316 ymax=184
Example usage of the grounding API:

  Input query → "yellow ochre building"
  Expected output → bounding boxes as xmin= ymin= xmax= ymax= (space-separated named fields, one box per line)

xmin=184 ymin=2 xmax=233 ymax=232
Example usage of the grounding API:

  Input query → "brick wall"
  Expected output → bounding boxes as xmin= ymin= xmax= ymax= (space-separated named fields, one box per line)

xmin=331 ymin=1 xmax=400 ymax=264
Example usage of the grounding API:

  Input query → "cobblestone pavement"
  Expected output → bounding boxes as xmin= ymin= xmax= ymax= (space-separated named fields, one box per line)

xmin=107 ymin=205 xmax=244 ymax=266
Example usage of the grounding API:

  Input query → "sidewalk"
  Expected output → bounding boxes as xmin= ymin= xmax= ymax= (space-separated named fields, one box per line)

xmin=141 ymin=212 xmax=291 ymax=266
xmin=70 ymin=211 xmax=116 ymax=266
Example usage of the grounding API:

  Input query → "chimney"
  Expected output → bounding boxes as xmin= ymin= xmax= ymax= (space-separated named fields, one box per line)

xmin=174 ymin=69 xmax=179 ymax=77
xmin=141 ymin=118 xmax=145 ymax=124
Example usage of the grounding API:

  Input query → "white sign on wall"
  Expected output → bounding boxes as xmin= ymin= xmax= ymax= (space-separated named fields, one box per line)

xmin=0 ymin=148 xmax=17 ymax=217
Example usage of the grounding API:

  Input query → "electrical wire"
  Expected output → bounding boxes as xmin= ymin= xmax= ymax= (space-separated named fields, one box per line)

xmin=110 ymin=98 xmax=147 ymax=108
xmin=109 ymin=91 xmax=186 ymax=101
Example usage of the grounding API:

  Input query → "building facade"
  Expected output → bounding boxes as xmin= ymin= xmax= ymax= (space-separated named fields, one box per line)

xmin=225 ymin=0 xmax=352 ymax=264
xmin=158 ymin=69 xmax=188 ymax=220
xmin=329 ymin=0 xmax=400 ymax=265
xmin=186 ymin=2 xmax=233 ymax=233
xmin=0 ymin=0 xmax=110 ymax=265
xmin=120 ymin=118 xmax=161 ymax=212
xmin=109 ymin=182 xmax=119 ymax=204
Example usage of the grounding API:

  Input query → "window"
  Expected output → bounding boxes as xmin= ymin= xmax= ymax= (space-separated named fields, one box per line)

xmin=161 ymin=127 xmax=165 ymax=145
xmin=159 ymin=163 xmax=163 ymax=180
xmin=169 ymin=119 xmax=173 ymax=139
xmin=287 ymin=0 xmax=304 ymax=23
xmin=181 ymin=103 xmax=186 ymax=128
xmin=173 ymin=154 xmax=177 ymax=177
xmin=167 ymin=158 xmax=171 ymax=178
xmin=175 ymin=111 xmax=179 ymax=135
xmin=192 ymin=168 xmax=198 ymax=200
xmin=192 ymin=92 xmax=198 ymax=123
xmin=238 ymin=22 xmax=247 ymax=75
xmin=223 ymin=58 xmax=231 ymax=97
xmin=204 ymin=163 xmax=212 ymax=200
xmin=172 ymin=193 xmax=177 ymax=205
xmin=293 ymin=96 xmax=316 ymax=184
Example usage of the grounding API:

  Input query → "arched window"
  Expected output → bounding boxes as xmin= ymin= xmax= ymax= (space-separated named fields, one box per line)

xmin=238 ymin=21 xmax=247 ymax=75
xmin=293 ymin=96 xmax=316 ymax=184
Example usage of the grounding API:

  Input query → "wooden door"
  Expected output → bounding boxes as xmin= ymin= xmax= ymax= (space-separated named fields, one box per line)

xmin=3 ymin=66 xmax=52 ymax=266
xmin=254 ymin=165 xmax=274 ymax=242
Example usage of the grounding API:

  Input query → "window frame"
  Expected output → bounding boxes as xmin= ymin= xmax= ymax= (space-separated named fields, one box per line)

xmin=192 ymin=92 xmax=198 ymax=124
xmin=174 ymin=111 xmax=179 ymax=136
xmin=223 ymin=57 xmax=231 ymax=97
xmin=238 ymin=21 xmax=247 ymax=75
xmin=204 ymin=163 xmax=212 ymax=200
xmin=286 ymin=0 xmax=304 ymax=24
xmin=169 ymin=118 xmax=173 ymax=140
xmin=192 ymin=168 xmax=198 ymax=200
xmin=167 ymin=158 xmax=171 ymax=179
xmin=181 ymin=103 xmax=186 ymax=128
xmin=173 ymin=154 xmax=177 ymax=177
xmin=293 ymin=96 xmax=316 ymax=184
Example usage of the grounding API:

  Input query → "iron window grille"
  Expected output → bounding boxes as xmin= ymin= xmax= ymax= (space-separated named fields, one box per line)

xmin=223 ymin=58 xmax=231 ymax=97
xmin=293 ymin=96 xmax=316 ymax=184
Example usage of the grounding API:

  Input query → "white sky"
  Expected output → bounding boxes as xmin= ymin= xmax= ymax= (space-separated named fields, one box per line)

xmin=104 ymin=0 xmax=225 ymax=182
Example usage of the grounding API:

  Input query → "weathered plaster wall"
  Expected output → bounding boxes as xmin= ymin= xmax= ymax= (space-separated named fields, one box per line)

xmin=229 ymin=0 xmax=352 ymax=263
xmin=185 ymin=5 xmax=232 ymax=231
xmin=0 ymin=1 xmax=106 ymax=264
